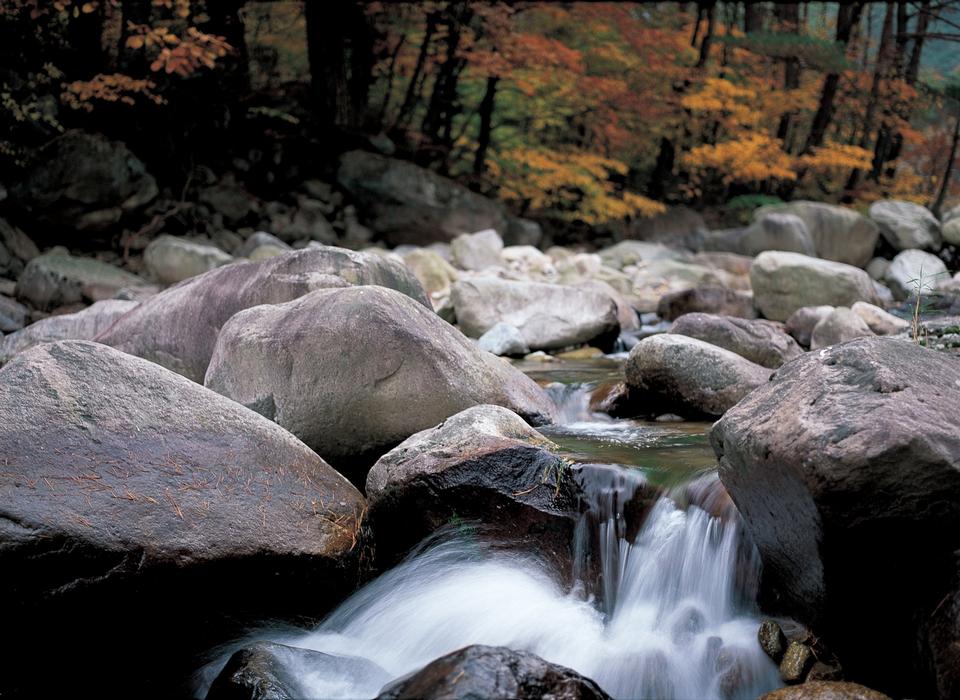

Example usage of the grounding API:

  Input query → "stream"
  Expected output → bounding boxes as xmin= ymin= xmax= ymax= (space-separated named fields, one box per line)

xmin=197 ymin=357 xmax=781 ymax=699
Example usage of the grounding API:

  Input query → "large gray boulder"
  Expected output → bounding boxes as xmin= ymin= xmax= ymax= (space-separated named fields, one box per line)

xmin=0 ymin=340 xmax=365 ymax=697
xmin=451 ymin=278 xmax=619 ymax=351
xmin=337 ymin=150 xmax=507 ymax=245
xmin=753 ymin=201 xmax=880 ymax=267
xmin=451 ymin=228 xmax=504 ymax=271
xmin=750 ymin=251 xmax=879 ymax=322
xmin=809 ymin=307 xmax=874 ymax=349
xmin=883 ymin=248 xmax=949 ymax=301
xmin=204 ymin=286 xmax=558 ymax=474
xmin=712 ymin=337 xmax=960 ymax=696
xmin=16 ymin=250 xmax=151 ymax=310
xmin=942 ymin=218 xmax=960 ymax=246
xmin=657 ymin=286 xmax=756 ymax=321
xmin=96 ymin=246 xmax=429 ymax=383
xmin=785 ymin=305 xmax=835 ymax=348
xmin=625 ymin=334 xmax=771 ymax=416
xmin=850 ymin=301 xmax=908 ymax=336
xmin=669 ymin=313 xmax=803 ymax=368
xmin=0 ymin=294 xmax=28 ymax=332
xmin=143 ymin=234 xmax=234 ymax=285
xmin=598 ymin=240 xmax=685 ymax=270
xmin=0 ymin=218 xmax=39 ymax=278
xmin=722 ymin=213 xmax=817 ymax=257
xmin=759 ymin=681 xmax=891 ymax=700
xmin=869 ymin=200 xmax=942 ymax=251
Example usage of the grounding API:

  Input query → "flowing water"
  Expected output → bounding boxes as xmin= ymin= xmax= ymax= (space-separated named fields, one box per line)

xmin=197 ymin=358 xmax=780 ymax=699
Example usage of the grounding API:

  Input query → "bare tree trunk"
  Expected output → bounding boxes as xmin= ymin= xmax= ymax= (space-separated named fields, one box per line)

xmin=696 ymin=1 xmax=717 ymax=68
xmin=473 ymin=76 xmax=498 ymax=176
xmin=422 ymin=2 xmax=471 ymax=155
xmin=776 ymin=4 xmax=801 ymax=147
xmin=933 ymin=113 xmax=960 ymax=217
xmin=394 ymin=11 xmax=437 ymax=131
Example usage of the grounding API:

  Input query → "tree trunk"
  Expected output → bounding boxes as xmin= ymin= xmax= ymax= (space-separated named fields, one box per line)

xmin=871 ymin=0 xmax=913 ymax=180
xmin=648 ymin=136 xmax=676 ymax=200
xmin=696 ymin=1 xmax=717 ymax=68
xmin=743 ymin=2 xmax=762 ymax=33
xmin=394 ymin=11 xmax=437 ymax=131
xmin=473 ymin=76 xmax=498 ymax=176
xmin=776 ymin=4 xmax=801 ymax=147
xmin=933 ymin=112 xmax=960 ymax=217
xmin=906 ymin=0 xmax=931 ymax=85
xmin=421 ymin=2 xmax=471 ymax=160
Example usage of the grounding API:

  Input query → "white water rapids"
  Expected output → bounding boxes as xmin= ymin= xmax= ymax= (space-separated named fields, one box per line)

xmin=197 ymin=382 xmax=780 ymax=699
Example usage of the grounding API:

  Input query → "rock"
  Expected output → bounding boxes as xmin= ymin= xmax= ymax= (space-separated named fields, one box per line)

xmin=785 ymin=306 xmax=835 ymax=347
xmin=502 ymin=245 xmax=556 ymax=279
xmin=630 ymin=259 xmax=731 ymax=312
xmin=505 ymin=216 xmax=543 ymax=247
xmin=690 ymin=251 xmax=754 ymax=276
xmin=627 ymin=205 xmax=708 ymax=248
xmin=198 ymin=177 xmax=256 ymax=225
xmin=205 ymin=286 xmax=558 ymax=474
xmin=376 ymin=645 xmax=611 ymax=700
xmin=451 ymin=228 xmax=504 ymax=271
xmin=144 ymin=235 xmax=234 ymax=285
xmin=750 ymin=252 xmax=879 ymax=322
xmin=451 ymin=278 xmax=620 ymax=351
xmin=810 ymin=307 xmax=874 ymax=349
xmin=657 ymin=286 xmax=757 ymax=321
xmin=780 ymin=641 xmax=814 ymax=683
xmin=0 ymin=218 xmax=38 ymax=278
xmin=0 ymin=341 xmax=365 ymax=697
xmin=207 ymin=642 xmax=390 ymax=700
xmin=599 ymin=241 xmax=684 ymax=270
xmin=669 ymin=313 xmax=803 ymax=368
xmin=16 ymin=250 xmax=151 ymax=310
xmin=0 ymin=294 xmax=28 ymax=332
xmin=478 ymin=322 xmax=530 ymax=356
xmin=758 ymin=620 xmax=788 ymax=663
xmin=12 ymin=130 xmax=157 ymax=236
xmin=712 ymin=337 xmax=960 ymax=696
xmin=625 ymin=334 xmax=771 ymax=417
xmin=262 ymin=198 xmax=338 ymax=244
xmin=850 ymin=302 xmax=908 ymax=335
xmin=883 ymin=249 xmax=949 ymax=301
xmin=759 ymin=681 xmax=891 ymax=700
xmin=736 ymin=213 xmax=818 ymax=257
xmin=366 ymin=405 xmax=576 ymax=566
xmin=337 ymin=150 xmax=507 ymax=245
xmin=869 ymin=200 xmax=941 ymax=251
xmin=0 ymin=299 xmax=136 ymax=364
xmin=943 ymin=218 xmax=960 ymax=246
xmin=401 ymin=247 xmax=459 ymax=303
xmin=96 ymin=246 xmax=429 ymax=383
xmin=945 ymin=203 xmax=960 ymax=223
xmin=556 ymin=346 xmax=603 ymax=359
xmin=576 ymin=279 xmax=639 ymax=331
xmin=248 ymin=244 xmax=288 ymax=262
xmin=239 ymin=231 xmax=290 ymax=258
xmin=924 ymin=587 xmax=960 ymax=699
xmin=753 ymin=201 xmax=880 ymax=267
xmin=866 ymin=257 xmax=890 ymax=281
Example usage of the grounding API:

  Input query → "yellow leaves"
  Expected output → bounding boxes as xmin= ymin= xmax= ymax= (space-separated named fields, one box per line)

xmin=61 ymin=73 xmax=165 ymax=111
xmin=684 ymin=134 xmax=797 ymax=185
xmin=800 ymin=142 xmax=873 ymax=172
xmin=126 ymin=22 xmax=231 ymax=77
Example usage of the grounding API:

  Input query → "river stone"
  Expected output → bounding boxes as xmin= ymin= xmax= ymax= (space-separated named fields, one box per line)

xmin=401 ymin=248 xmax=459 ymax=303
xmin=0 ymin=218 xmax=38 ymax=278
xmin=96 ymin=246 xmax=429 ymax=383
xmin=376 ymin=645 xmax=611 ymax=700
xmin=502 ymin=245 xmax=557 ymax=279
xmin=758 ymin=620 xmax=788 ymax=663
xmin=657 ymin=286 xmax=756 ymax=321
xmin=0 ymin=294 xmax=28 ymax=332
xmin=505 ymin=216 xmax=543 ymax=247
xmin=669 ymin=313 xmax=803 ymax=368
xmin=451 ymin=228 xmax=504 ymax=271
xmin=869 ymin=200 xmax=942 ymax=251
xmin=712 ymin=337 xmax=960 ymax=695
xmin=0 ymin=341 xmax=365 ymax=697
xmin=205 ymin=286 xmax=558 ymax=475
xmin=144 ymin=234 xmax=234 ymax=285
xmin=759 ymin=682 xmax=891 ymax=700
xmin=451 ymin=277 xmax=620 ymax=351
xmin=865 ymin=257 xmax=890 ymax=281
xmin=337 ymin=150 xmax=507 ymax=245
xmin=690 ymin=251 xmax=754 ymax=276
xmin=750 ymin=252 xmax=879 ymax=322
xmin=883 ymin=249 xmax=949 ymax=301
xmin=810 ymin=307 xmax=874 ymax=349
xmin=598 ymin=240 xmax=684 ymax=269
xmin=16 ymin=250 xmax=151 ymax=310
xmin=239 ymin=231 xmax=290 ymax=258
xmin=630 ymin=259 xmax=728 ymax=312
xmin=780 ymin=641 xmax=814 ymax=683
xmin=753 ymin=201 xmax=880 ymax=267
xmin=850 ymin=302 xmax=909 ymax=335
xmin=366 ymin=405 xmax=577 ymax=566
xmin=477 ymin=322 xmax=530 ymax=356
xmin=737 ymin=213 xmax=817 ymax=257
xmin=785 ymin=306 xmax=835 ymax=348
xmin=943 ymin=218 xmax=960 ymax=246
xmin=0 ymin=299 xmax=136 ymax=364
xmin=625 ymin=334 xmax=771 ymax=417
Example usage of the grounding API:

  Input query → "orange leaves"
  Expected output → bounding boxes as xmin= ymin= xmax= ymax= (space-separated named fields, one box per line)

xmin=152 ymin=0 xmax=190 ymax=19
xmin=126 ymin=23 xmax=231 ymax=77
xmin=800 ymin=142 xmax=874 ymax=173
xmin=684 ymin=134 xmax=797 ymax=185
xmin=61 ymin=73 xmax=164 ymax=111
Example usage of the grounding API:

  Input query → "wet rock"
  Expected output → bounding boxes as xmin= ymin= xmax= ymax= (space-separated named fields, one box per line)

xmin=588 ymin=381 xmax=646 ymax=418
xmin=17 ymin=250 xmax=151 ymax=310
xmin=96 ymin=246 xmax=428 ymax=383
xmin=0 ymin=341 xmax=365 ymax=698
xmin=0 ymin=294 xmax=28 ymax=332
xmin=850 ymin=302 xmax=908 ymax=336
xmin=670 ymin=604 xmax=707 ymax=645
xmin=807 ymin=661 xmax=844 ymax=682
xmin=630 ymin=259 xmax=730 ymax=313
xmin=759 ymin=681 xmax=891 ymax=700
xmin=750 ymin=252 xmax=879 ymax=322
xmin=144 ymin=235 xmax=234 ymax=285
xmin=205 ymin=286 xmax=557 ymax=475
xmin=712 ymin=337 xmax=960 ymax=696
xmin=478 ymin=322 xmax=529 ymax=356
xmin=376 ymin=645 xmax=611 ymax=700
xmin=758 ymin=620 xmax=788 ymax=663
xmin=810 ymin=307 xmax=874 ymax=349
xmin=0 ymin=299 xmax=136 ymax=364
xmin=577 ymin=279 xmax=639 ymax=331
xmin=625 ymin=334 xmax=771 ymax=417
xmin=715 ymin=645 xmax=753 ymax=700
xmin=753 ymin=201 xmax=880 ymax=267
xmin=780 ymin=641 xmax=814 ymax=683
xmin=452 ymin=278 xmax=620 ymax=351
xmin=337 ymin=150 xmax=507 ymax=245
xmin=923 ymin=586 xmax=960 ymax=699
xmin=883 ymin=249 xmax=949 ymax=301
xmin=869 ymin=199 xmax=941 ymax=251
xmin=451 ymin=228 xmax=504 ymax=271
xmin=657 ymin=285 xmax=756 ymax=321
xmin=670 ymin=313 xmax=803 ymax=368
xmin=785 ymin=306 xmax=835 ymax=347
xmin=12 ymin=130 xmax=157 ymax=237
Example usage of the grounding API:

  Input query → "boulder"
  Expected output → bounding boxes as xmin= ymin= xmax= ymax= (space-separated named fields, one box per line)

xmin=865 ymin=257 xmax=890 ymax=281
xmin=143 ymin=234 xmax=234 ymax=285
xmin=0 ymin=341 xmax=365 ymax=697
xmin=239 ymin=231 xmax=291 ymax=258
xmin=869 ymin=200 xmax=942 ymax=251
xmin=0 ymin=294 xmax=28 ymax=332
xmin=735 ymin=213 xmax=818 ymax=257
xmin=198 ymin=177 xmax=256 ymax=225
xmin=376 ymin=645 xmax=611 ymax=700
xmin=850 ymin=302 xmax=908 ymax=336
xmin=0 ymin=299 xmax=136 ymax=364
xmin=204 ymin=286 xmax=558 ymax=474
xmin=780 ymin=641 xmax=814 ymax=683
xmin=943 ymin=218 xmax=960 ymax=246
xmin=690 ymin=251 xmax=754 ymax=276
xmin=451 ymin=278 xmax=619 ymax=351
xmin=657 ymin=286 xmax=756 ymax=321
xmin=759 ymin=682 xmax=891 ymax=700
xmin=712 ymin=337 xmax=960 ymax=696
xmin=924 ymin=587 xmax=960 ymax=700
xmin=12 ymin=130 xmax=157 ymax=236
xmin=337 ymin=150 xmax=507 ymax=245
xmin=401 ymin=248 xmax=459 ymax=303
xmin=883 ymin=249 xmax=949 ymax=301
xmin=598 ymin=241 xmax=684 ymax=270
xmin=96 ymin=246 xmax=429 ymax=383
xmin=577 ymin=280 xmax=639 ymax=332
xmin=669 ymin=313 xmax=803 ymax=368
xmin=365 ymin=405 xmax=576 ymax=566
xmin=785 ymin=306 xmax=835 ymax=348
xmin=625 ymin=334 xmax=771 ymax=417
xmin=750 ymin=252 xmax=879 ymax=322
xmin=16 ymin=250 xmax=151 ymax=310
xmin=451 ymin=228 xmax=504 ymax=271
xmin=810 ymin=307 xmax=874 ymax=349
xmin=502 ymin=245 xmax=557 ymax=280
xmin=758 ymin=620 xmax=788 ymax=663
xmin=0 ymin=218 xmax=39 ymax=278
xmin=477 ymin=322 xmax=530 ymax=356
xmin=504 ymin=216 xmax=543 ymax=247
xmin=753 ymin=201 xmax=880 ymax=267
